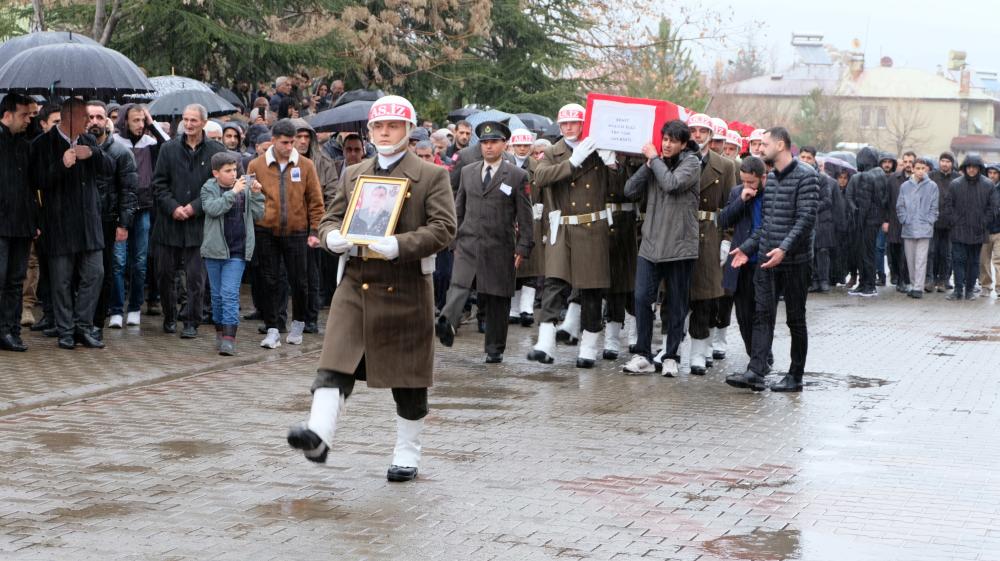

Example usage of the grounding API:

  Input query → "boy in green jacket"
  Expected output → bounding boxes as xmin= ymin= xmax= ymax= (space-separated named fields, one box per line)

xmin=201 ymin=152 xmax=265 ymax=355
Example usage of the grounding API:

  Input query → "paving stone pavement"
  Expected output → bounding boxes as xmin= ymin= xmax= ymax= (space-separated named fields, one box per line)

xmin=1 ymin=287 xmax=999 ymax=560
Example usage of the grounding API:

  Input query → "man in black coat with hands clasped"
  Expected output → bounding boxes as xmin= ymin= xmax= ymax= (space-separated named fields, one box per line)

xmin=727 ymin=127 xmax=819 ymax=392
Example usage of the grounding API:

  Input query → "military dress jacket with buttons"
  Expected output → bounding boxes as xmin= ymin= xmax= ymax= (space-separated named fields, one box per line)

xmin=534 ymin=138 xmax=617 ymax=289
xmin=450 ymin=160 xmax=533 ymax=298
xmin=605 ymin=156 xmax=643 ymax=294
xmin=690 ymin=150 xmax=735 ymax=301
xmin=515 ymin=155 xmax=545 ymax=279
xmin=316 ymin=151 xmax=457 ymax=389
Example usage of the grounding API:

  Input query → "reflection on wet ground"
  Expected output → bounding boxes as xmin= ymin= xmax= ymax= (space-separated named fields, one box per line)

xmin=703 ymin=528 xmax=801 ymax=560
xmin=36 ymin=432 xmax=91 ymax=451
xmin=156 ymin=439 xmax=227 ymax=459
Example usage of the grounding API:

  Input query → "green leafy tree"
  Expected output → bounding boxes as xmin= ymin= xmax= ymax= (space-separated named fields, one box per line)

xmin=617 ymin=17 xmax=707 ymax=111
xmin=794 ymin=88 xmax=842 ymax=150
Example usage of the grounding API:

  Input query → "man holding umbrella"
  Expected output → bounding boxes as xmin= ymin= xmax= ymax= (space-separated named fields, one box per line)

xmin=31 ymin=98 xmax=110 ymax=349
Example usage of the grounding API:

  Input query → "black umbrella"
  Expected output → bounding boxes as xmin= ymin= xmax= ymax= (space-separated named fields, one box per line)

xmin=0 ymin=31 xmax=99 ymax=65
xmin=542 ymin=121 xmax=562 ymax=141
xmin=214 ymin=87 xmax=245 ymax=110
xmin=148 ymin=90 xmax=238 ymax=119
xmin=515 ymin=112 xmax=553 ymax=133
xmin=307 ymin=100 xmax=374 ymax=133
xmin=447 ymin=107 xmax=481 ymax=123
xmin=333 ymin=89 xmax=384 ymax=108
xmin=0 ymin=43 xmax=153 ymax=97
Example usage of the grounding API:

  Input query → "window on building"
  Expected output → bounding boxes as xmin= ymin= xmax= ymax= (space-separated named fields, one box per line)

xmin=861 ymin=107 xmax=871 ymax=128
xmin=876 ymin=107 xmax=887 ymax=129
xmin=861 ymin=106 xmax=888 ymax=130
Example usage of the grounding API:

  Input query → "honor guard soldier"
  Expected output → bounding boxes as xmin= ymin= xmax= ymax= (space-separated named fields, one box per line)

xmin=286 ymin=95 xmax=457 ymax=483
xmin=507 ymin=128 xmax=544 ymax=327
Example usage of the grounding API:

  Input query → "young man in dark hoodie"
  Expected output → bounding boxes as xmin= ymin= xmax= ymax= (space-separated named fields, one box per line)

xmin=942 ymin=155 xmax=1000 ymax=300
xmin=927 ymin=152 xmax=960 ymax=292
xmin=846 ymin=147 xmax=888 ymax=297
xmin=112 ymin=104 xmax=168 ymax=326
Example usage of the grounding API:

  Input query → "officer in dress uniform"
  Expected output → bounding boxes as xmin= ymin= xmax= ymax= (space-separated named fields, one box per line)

xmin=527 ymin=103 xmax=620 ymax=368
xmin=436 ymin=121 xmax=533 ymax=362
xmin=507 ymin=128 xmax=544 ymax=327
xmin=286 ymin=95 xmax=457 ymax=483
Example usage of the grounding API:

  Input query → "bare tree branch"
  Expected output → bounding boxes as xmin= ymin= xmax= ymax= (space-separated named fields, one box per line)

xmin=31 ymin=0 xmax=45 ymax=32
xmin=92 ymin=0 xmax=107 ymax=40
xmin=99 ymin=0 xmax=124 ymax=46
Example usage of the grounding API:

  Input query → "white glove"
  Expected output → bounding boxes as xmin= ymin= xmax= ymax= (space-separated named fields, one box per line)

xmin=326 ymin=230 xmax=354 ymax=254
xmin=369 ymin=236 xmax=400 ymax=260
xmin=598 ymin=149 xmax=617 ymax=168
xmin=720 ymin=240 xmax=731 ymax=266
xmin=569 ymin=137 xmax=597 ymax=167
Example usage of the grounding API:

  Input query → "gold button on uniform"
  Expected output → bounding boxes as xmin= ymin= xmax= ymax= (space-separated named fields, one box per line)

xmin=362 ymin=283 xmax=370 ymax=291
xmin=571 ymin=202 xmax=576 ymax=207
xmin=387 ymin=286 xmax=395 ymax=293
xmin=585 ymin=203 xmax=591 ymax=208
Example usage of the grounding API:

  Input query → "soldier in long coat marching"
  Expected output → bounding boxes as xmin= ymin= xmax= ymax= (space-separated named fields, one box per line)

xmin=508 ymin=128 xmax=544 ymax=327
xmin=436 ymin=121 xmax=533 ymax=362
xmin=286 ymin=95 xmax=457 ymax=483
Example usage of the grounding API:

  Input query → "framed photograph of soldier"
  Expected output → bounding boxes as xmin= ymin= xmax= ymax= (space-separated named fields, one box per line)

xmin=341 ymin=175 xmax=410 ymax=243
xmin=581 ymin=92 xmax=687 ymax=154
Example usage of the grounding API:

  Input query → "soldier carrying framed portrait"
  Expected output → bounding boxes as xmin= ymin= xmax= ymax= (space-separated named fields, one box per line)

xmin=341 ymin=175 xmax=410 ymax=243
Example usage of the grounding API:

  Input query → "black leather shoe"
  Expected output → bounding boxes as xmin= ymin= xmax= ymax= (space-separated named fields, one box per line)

xmin=628 ymin=344 xmax=639 ymax=354
xmin=387 ymin=465 xmax=418 ymax=482
xmin=690 ymin=365 xmax=707 ymax=376
xmin=966 ymin=292 xmax=979 ymax=301
xmin=945 ymin=290 xmax=964 ymax=301
xmin=302 ymin=321 xmax=319 ymax=334
xmin=705 ymin=357 xmax=714 ymax=368
xmin=0 ymin=334 xmax=27 ymax=352
xmin=162 ymin=320 xmax=177 ymax=334
xmin=712 ymin=349 xmax=726 ymax=360
xmin=286 ymin=424 xmax=328 ymax=463
xmin=43 ymin=327 xmax=59 ymax=338
xmin=436 ymin=317 xmax=455 ymax=347
xmin=770 ymin=373 xmax=803 ymax=392
xmin=725 ymin=370 xmax=766 ymax=391
xmin=556 ymin=329 xmax=578 ymax=345
xmin=75 ymin=330 xmax=105 ymax=349
xmin=30 ymin=316 xmax=54 ymax=331
xmin=909 ymin=290 xmax=923 ymax=299
xmin=602 ymin=349 xmax=618 ymax=360
xmin=180 ymin=325 xmax=198 ymax=339
xmin=93 ymin=328 xmax=104 ymax=342
xmin=526 ymin=349 xmax=554 ymax=364
xmin=508 ymin=315 xmax=521 ymax=325
xmin=257 ymin=324 xmax=288 ymax=334
xmin=519 ymin=313 xmax=534 ymax=327
xmin=485 ymin=353 xmax=503 ymax=363
xmin=58 ymin=335 xmax=76 ymax=349
xmin=575 ymin=357 xmax=595 ymax=368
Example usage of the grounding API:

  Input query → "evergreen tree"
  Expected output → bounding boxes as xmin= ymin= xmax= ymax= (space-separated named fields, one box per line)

xmin=794 ymin=88 xmax=841 ymax=150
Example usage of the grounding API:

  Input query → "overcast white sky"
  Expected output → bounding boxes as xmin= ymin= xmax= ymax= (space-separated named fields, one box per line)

xmin=681 ymin=0 xmax=999 ymax=73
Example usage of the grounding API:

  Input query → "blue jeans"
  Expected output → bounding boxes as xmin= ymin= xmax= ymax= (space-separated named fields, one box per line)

xmin=205 ymin=258 xmax=246 ymax=327
xmin=633 ymin=257 xmax=694 ymax=362
xmin=110 ymin=210 xmax=150 ymax=315
xmin=951 ymin=242 xmax=980 ymax=293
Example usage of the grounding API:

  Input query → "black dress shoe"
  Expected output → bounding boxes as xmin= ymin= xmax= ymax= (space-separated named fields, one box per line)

xmin=163 ymin=320 xmax=177 ymax=334
xmin=519 ymin=313 xmax=534 ymax=327
xmin=30 ymin=316 xmax=54 ymax=331
xmin=628 ymin=344 xmax=639 ymax=354
xmin=302 ymin=321 xmax=319 ymax=334
xmin=43 ymin=327 xmax=59 ymax=338
xmin=0 ymin=334 xmax=27 ymax=352
xmin=575 ymin=357 xmax=595 ymax=368
xmin=705 ymin=357 xmax=714 ymax=368
xmin=180 ymin=325 xmax=198 ymax=339
xmin=287 ymin=424 xmax=329 ymax=463
xmin=436 ymin=317 xmax=455 ymax=347
xmin=725 ymin=370 xmax=766 ymax=391
xmin=508 ymin=315 xmax=521 ymax=325
xmin=485 ymin=353 xmax=503 ymax=363
xmin=555 ymin=329 xmax=578 ymax=345
xmin=909 ymin=290 xmax=923 ymax=299
xmin=602 ymin=349 xmax=618 ymax=360
xmin=387 ymin=465 xmax=418 ymax=482
xmin=75 ymin=330 xmax=105 ymax=349
xmin=526 ymin=349 xmax=554 ymax=364
xmin=770 ymin=373 xmax=803 ymax=392
xmin=712 ymin=349 xmax=726 ymax=360
xmin=58 ymin=335 xmax=76 ymax=349
xmin=690 ymin=365 xmax=706 ymax=376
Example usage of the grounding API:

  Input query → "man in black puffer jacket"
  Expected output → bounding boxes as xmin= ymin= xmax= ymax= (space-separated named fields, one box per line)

xmin=846 ymin=146 xmax=888 ymax=296
xmin=728 ymin=127 xmax=818 ymax=393
xmin=942 ymin=154 xmax=1000 ymax=300
xmin=927 ymin=152 xmax=960 ymax=291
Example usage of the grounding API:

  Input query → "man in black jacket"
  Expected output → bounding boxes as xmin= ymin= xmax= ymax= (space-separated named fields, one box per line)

xmin=728 ymin=127 xmax=818 ymax=392
xmin=927 ymin=152 xmax=960 ymax=292
xmin=31 ymin=98 xmax=110 ymax=350
xmin=846 ymin=147 xmax=888 ymax=296
xmin=943 ymin=155 xmax=1000 ymax=300
xmin=150 ymin=104 xmax=227 ymax=337
xmin=0 ymin=94 xmax=37 ymax=352
xmin=86 ymin=101 xmax=138 ymax=335
xmin=885 ymin=151 xmax=913 ymax=292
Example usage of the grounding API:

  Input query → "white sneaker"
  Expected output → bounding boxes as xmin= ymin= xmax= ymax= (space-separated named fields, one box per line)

xmin=623 ymin=355 xmax=655 ymax=374
xmin=126 ymin=311 xmax=141 ymax=326
xmin=108 ymin=314 xmax=124 ymax=329
xmin=286 ymin=320 xmax=305 ymax=345
xmin=260 ymin=328 xmax=282 ymax=349
xmin=661 ymin=358 xmax=679 ymax=377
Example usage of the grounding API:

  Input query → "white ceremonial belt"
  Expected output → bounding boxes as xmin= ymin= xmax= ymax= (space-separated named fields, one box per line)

xmin=559 ymin=210 xmax=609 ymax=225
xmin=606 ymin=203 xmax=636 ymax=213
xmin=697 ymin=210 xmax=718 ymax=222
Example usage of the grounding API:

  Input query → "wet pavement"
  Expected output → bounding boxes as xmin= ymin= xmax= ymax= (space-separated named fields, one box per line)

xmin=1 ymin=288 xmax=999 ymax=560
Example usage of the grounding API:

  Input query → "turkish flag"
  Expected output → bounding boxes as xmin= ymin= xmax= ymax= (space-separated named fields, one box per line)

xmin=581 ymin=92 xmax=686 ymax=153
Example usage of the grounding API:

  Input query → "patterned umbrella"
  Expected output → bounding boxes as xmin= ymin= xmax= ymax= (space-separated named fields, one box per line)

xmin=125 ymin=75 xmax=213 ymax=101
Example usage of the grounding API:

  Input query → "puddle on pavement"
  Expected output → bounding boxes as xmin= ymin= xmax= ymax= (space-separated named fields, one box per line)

xmin=36 ymin=432 xmax=91 ymax=451
xmin=87 ymin=463 xmax=152 ymax=474
xmin=253 ymin=498 xmax=344 ymax=521
xmin=941 ymin=333 xmax=1000 ymax=342
xmin=432 ymin=402 xmax=511 ymax=411
xmin=272 ymin=398 xmax=310 ymax=413
xmin=702 ymin=528 xmax=801 ymax=560
xmin=804 ymin=372 xmax=894 ymax=389
xmin=519 ymin=372 xmax=574 ymax=384
xmin=46 ymin=502 xmax=141 ymax=520
xmin=433 ymin=385 xmax=530 ymax=399
xmin=157 ymin=440 xmax=227 ymax=458
xmin=721 ymin=478 xmax=793 ymax=491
